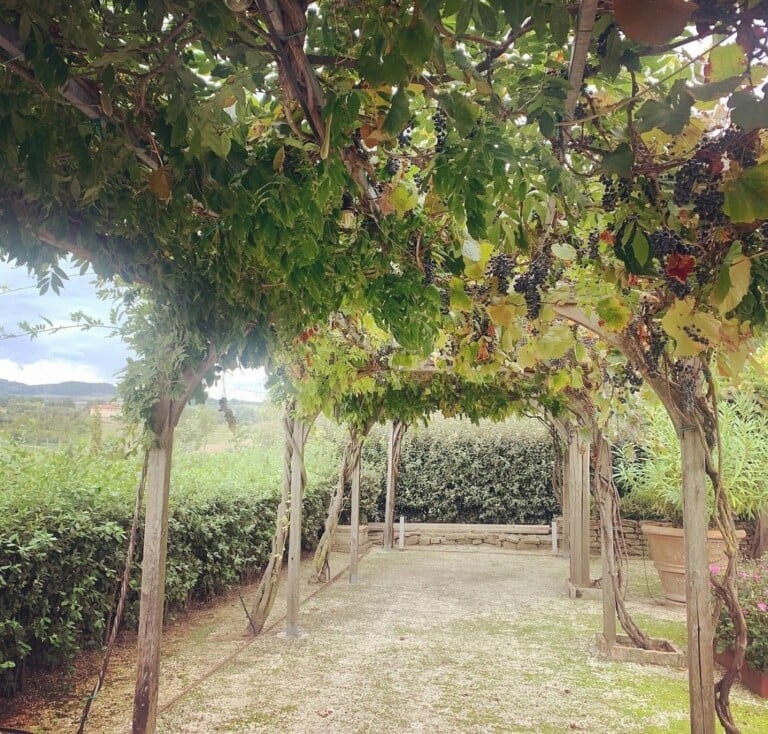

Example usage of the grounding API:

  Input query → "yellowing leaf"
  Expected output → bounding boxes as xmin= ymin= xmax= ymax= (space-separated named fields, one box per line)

xmin=487 ymin=304 xmax=516 ymax=328
xmin=661 ymin=297 xmax=721 ymax=357
xmin=710 ymin=44 xmax=748 ymax=82
xmin=596 ymin=296 xmax=631 ymax=331
xmin=449 ymin=278 xmax=472 ymax=310
xmin=516 ymin=343 xmax=538 ymax=370
xmin=273 ymin=145 xmax=285 ymax=172
xmin=500 ymin=323 xmax=523 ymax=351
xmin=537 ymin=325 xmax=575 ymax=360
xmin=713 ymin=254 xmax=751 ymax=315
xmin=389 ymin=183 xmax=418 ymax=216
xmin=148 ymin=168 xmax=172 ymax=202
xmin=548 ymin=369 xmax=570 ymax=392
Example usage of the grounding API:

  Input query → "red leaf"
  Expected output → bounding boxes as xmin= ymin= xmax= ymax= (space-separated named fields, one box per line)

xmin=666 ymin=253 xmax=696 ymax=283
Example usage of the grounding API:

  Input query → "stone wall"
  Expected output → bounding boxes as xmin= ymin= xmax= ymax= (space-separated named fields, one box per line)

xmin=364 ymin=522 xmax=556 ymax=552
xmin=337 ymin=519 xmax=758 ymax=558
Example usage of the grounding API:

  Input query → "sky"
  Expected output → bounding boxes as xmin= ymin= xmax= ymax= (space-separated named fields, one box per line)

xmin=0 ymin=258 xmax=268 ymax=401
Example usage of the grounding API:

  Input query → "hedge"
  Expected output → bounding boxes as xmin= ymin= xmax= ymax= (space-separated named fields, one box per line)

xmin=0 ymin=440 xmax=332 ymax=697
xmin=355 ymin=418 xmax=557 ymax=525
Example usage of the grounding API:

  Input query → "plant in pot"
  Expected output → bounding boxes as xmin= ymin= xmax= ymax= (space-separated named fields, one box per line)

xmin=712 ymin=555 xmax=768 ymax=697
xmin=615 ymin=391 xmax=768 ymax=603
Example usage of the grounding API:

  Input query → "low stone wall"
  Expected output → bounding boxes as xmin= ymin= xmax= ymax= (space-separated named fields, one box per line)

xmin=585 ymin=519 xmax=755 ymax=558
xmin=364 ymin=522 xmax=556 ymax=552
xmin=335 ymin=519 xmax=758 ymax=558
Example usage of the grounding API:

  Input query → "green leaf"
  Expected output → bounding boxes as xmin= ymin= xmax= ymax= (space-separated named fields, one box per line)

xmin=443 ymin=91 xmax=481 ymax=137
xmin=548 ymin=3 xmax=570 ymax=46
xmin=601 ymin=143 xmax=634 ymax=177
xmin=359 ymin=53 xmax=409 ymax=85
xmin=397 ymin=19 xmax=434 ymax=66
xmin=632 ymin=230 xmax=649 ymax=267
xmin=382 ymin=87 xmax=410 ymax=136
xmin=691 ymin=76 xmax=742 ymax=102
xmin=709 ymin=44 xmax=747 ymax=82
xmin=728 ymin=92 xmax=768 ymax=133
xmin=723 ymin=162 xmax=768 ymax=222
xmin=551 ymin=242 xmax=577 ymax=261
xmin=475 ymin=2 xmax=498 ymax=34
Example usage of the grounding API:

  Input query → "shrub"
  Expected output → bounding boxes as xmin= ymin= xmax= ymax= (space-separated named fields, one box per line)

xmin=0 ymin=439 xmax=333 ymax=697
xmin=360 ymin=417 xmax=556 ymax=524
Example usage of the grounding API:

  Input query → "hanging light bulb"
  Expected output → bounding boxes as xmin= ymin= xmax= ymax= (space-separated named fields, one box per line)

xmin=340 ymin=191 xmax=356 ymax=231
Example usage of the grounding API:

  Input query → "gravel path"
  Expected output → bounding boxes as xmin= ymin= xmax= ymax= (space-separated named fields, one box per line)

xmin=3 ymin=548 xmax=766 ymax=733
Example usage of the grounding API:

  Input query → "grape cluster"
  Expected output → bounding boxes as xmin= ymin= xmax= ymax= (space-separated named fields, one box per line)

xmin=612 ymin=364 xmax=643 ymax=394
xmin=641 ymin=176 xmax=660 ymax=206
xmin=673 ymin=159 xmax=709 ymax=205
xmin=385 ymin=157 xmax=400 ymax=176
xmin=596 ymin=24 xmax=616 ymax=59
xmin=486 ymin=253 xmax=514 ymax=294
xmin=692 ymin=186 xmax=727 ymax=225
xmin=617 ymin=177 xmax=632 ymax=202
xmin=665 ymin=277 xmax=691 ymax=299
xmin=649 ymin=227 xmax=687 ymax=258
xmin=682 ymin=324 xmax=710 ymax=347
xmin=673 ymin=361 xmax=697 ymax=415
xmin=218 ymin=398 xmax=237 ymax=431
xmin=422 ymin=256 xmax=436 ymax=286
xmin=704 ymin=126 xmax=759 ymax=168
xmin=600 ymin=174 xmax=617 ymax=211
xmin=433 ymin=108 xmax=448 ymax=152
xmin=513 ymin=254 xmax=550 ymax=320
xmin=644 ymin=325 xmax=668 ymax=376
xmin=466 ymin=282 xmax=491 ymax=303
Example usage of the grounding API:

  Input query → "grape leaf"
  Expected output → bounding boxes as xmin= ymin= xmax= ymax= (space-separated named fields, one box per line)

xmin=602 ymin=143 xmax=634 ymax=177
xmin=596 ymin=296 xmax=631 ymax=330
xmin=713 ymin=251 xmax=751 ymax=315
xmin=723 ymin=162 xmax=768 ymax=222
xmin=710 ymin=44 xmax=747 ymax=82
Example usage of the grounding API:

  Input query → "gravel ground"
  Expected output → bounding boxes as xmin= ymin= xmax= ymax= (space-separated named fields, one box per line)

xmin=3 ymin=547 xmax=766 ymax=733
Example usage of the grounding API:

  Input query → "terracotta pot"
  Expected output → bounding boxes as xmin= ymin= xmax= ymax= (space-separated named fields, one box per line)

xmin=714 ymin=646 xmax=768 ymax=698
xmin=640 ymin=523 xmax=746 ymax=604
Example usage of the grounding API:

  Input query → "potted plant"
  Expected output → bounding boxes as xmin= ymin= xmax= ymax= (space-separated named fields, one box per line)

xmin=712 ymin=555 xmax=768 ymax=697
xmin=615 ymin=392 xmax=768 ymax=603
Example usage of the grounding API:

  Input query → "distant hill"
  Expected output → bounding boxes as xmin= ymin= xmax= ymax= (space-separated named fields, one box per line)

xmin=0 ymin=379 xmax=117 ymax=400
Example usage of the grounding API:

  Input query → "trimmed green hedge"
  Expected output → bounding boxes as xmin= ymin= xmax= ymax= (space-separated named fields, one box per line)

xmin=358 ymin=418 xmax=556 ymax=525
xmin=0 ymin=440 xmax=332 ymax=697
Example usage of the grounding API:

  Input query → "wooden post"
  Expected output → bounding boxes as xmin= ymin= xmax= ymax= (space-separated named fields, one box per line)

xmin=132 ymin=411 xmax=173 ymax=734
xmin=681 ymin=425 xmax=716 ymax=734
xmin=551 ymin=519 xmax=558 ymax=556
xmin=349 ymin=445 xmax=361 ymax=585
xmin=399 ymin=516 xmax=405 ymax=550
xmin=383 ymin=421 xmax=396 ymax=552
xmin=568 ymin=429 xmax=591 ymax=589
xmin=285 ymin=417 xmax=306 ymax=638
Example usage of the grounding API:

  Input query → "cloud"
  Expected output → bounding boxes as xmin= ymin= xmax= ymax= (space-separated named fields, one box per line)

xmin=1 ymin=259 xmax=131 ymax=384
xmin=0 ymin=358 xmax=108 ymax=385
